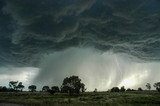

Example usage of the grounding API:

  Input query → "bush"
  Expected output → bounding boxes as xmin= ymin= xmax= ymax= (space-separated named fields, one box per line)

xmin=111 ymin=87 xmax=120 ymax=92
xmin=51 ymin=86 xmax=60 ymax=93
xmin=48 ymin=89 xmax=55 ymax=94
xmin=28 ymin=85 xmax=37 ymax=92
xmin=120 ymin=86 xmax=126 ymax=92
xmin=156 ymin=88 xmax=160 ymax=92
xmin=93 ymin=88 xmax=97 ymax=93
xmin=154 ymin=82 xmax=160 ymax=92
xmin=0 ymin=86 xmax=8 ymax=92
xmin=42 ymin=86 xmax=50 ymax=92
xmin=138 ymin=87 xmax=143 ymax=91
xmin=126 ymin=88 xmax=132 ymax=91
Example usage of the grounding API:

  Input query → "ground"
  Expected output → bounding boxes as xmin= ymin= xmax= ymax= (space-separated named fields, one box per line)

xmin=0 ymin=91 xmax=160 ymax=106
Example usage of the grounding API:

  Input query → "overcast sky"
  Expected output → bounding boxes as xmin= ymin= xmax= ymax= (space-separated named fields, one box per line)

xmin=0 ymin=0 xmax=160 ymax=91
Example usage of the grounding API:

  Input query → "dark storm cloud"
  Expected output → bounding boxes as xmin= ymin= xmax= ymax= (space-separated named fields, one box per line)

xmin=0 ymin=0 xmax=18 ymax=65
xmin=0 ymin=0 xmax=160 ymax=66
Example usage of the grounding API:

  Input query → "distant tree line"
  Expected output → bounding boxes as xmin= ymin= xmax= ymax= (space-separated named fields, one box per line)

xmin=0 ymin=81 xmax=25 ymax=92
xmin=108 ymin=82 xmax=160 ymax=92
xmin=0 ymin=76 xmax=160 ymax=95
xmin=0 ymin=75 xmax=86 ymax=95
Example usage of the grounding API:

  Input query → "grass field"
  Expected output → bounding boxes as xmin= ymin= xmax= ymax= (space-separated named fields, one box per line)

xmin=0 ymin=91 xmax=160 ymax=106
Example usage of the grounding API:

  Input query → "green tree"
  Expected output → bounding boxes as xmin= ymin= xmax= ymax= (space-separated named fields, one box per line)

xmin=16 ymin=82 xmax=25 ymax=91
xmin=111 ymin=87 xmax=120 ymax=92
xmin=120 ymin=86 xmax=126 ymax=92
xmin=51 ymin=86 xmax=60 ymax=93
xmin=42 ymin=86 xmax=50 ymax=92
xmin=126 ymin=88 xmax=132 ymax=91
xmin=28 ymin=85 xmax=37 ymax=92
xmin=81 ymin=83 xmax=86 ymax=93
xmin=93 ymin=88 xmax=97 ymax=93
xmin=153 ymin=82 xmax=160 ymax=92
xmin=0 ymin=86 xmax=8 ymax=92
xmin=61 ymin=75 xmax=85 ymax=95
xmin=9 ymin=81 xmax=18 ymax=90
xmin=146 ymin=83 xmax=151 ymax=90
xmin=138 ymin=87 xmax=143 ymax=91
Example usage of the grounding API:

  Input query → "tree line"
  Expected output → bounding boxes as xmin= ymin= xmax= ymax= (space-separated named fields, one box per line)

xmin=0 ymin=75 xmax=160 ymax=95
xmin=0 ymin=75 xmax=85 ymax=95
xmin=96 ymin=82 xmax=160 ymax=92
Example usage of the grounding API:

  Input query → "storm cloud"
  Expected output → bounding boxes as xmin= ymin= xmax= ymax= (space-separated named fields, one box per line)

xmin=0 ymin=0 xmax=160 ymax=90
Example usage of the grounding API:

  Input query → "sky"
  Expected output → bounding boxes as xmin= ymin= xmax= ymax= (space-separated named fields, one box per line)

xmin=0 ymin=0 xmax=160 ymax=91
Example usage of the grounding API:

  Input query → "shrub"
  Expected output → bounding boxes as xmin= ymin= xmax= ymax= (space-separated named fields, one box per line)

xmin=154 ymin=82 xmax=160 ymax=92
xmin=120 ymin=86 xmax=126 ymax=92
xmin=111 ymin=87 xmax=120 ymax=92
xmin=51 ymin=86 xmax=60 ymax=93
xmin=93 ymin=88 xmax=97 ymax=93
xmin=42 ymin=86 xmax=50 ymax=92
xmin=146 ymin=83 xmax=151 ymax=90
xmin=28 ymin=85 xmax=37 ymax=92
xmin=138 ymin=87 xmax=143 ymax=91
xmin=126 ymin=88 xmax=132 ymax=91
xmin=0 ymin=86 xmax=8 ymax=92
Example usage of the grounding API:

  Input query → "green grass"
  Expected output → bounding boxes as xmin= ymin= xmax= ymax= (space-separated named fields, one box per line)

xmin=0 ymin=91 xmax=160 ymax=106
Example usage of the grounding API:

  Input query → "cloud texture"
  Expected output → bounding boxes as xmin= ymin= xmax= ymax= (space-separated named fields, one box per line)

xmin=0 ymin=0 xmax=160 ymax=66
xmin=0 ymin=0 xmax=160 ymax=90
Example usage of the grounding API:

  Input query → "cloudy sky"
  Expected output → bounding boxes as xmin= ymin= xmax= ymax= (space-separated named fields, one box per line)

xmin=0 ymin=0 xmax=160 ymax=91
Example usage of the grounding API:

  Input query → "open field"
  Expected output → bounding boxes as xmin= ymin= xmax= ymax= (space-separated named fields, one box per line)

xmin=0 ymin=91 xmax=160 ymax=106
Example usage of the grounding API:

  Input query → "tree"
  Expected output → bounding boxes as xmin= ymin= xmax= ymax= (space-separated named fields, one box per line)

xmin=42 ymin=86 xmax=50 ymax=92
xmin=93 ymin=88 xmax=97 ymax=93
xmin=146 ymin=83 xmax=151 ymax=90
xmin=126 ymin=88 xmax=132 ymax=91
xmin=51 ymin=86 xmax=60 ymax=93
xmin=0 ymin=86 xmax=8 ymax=92
xmin=61 ymin=85 xmax=70 ymax=93
xmin=81 ymin=83 xmax=86 ymax=93
xmin=138 ymin=87 xmax=143 ymax=91
xmin=9 ymin=81 xmax=18 ymax=90
xmin=61 ymin=75 xmax=85 ymax=95
xmin=153 ymin=82 xmax=160 ymax=92
xmin=120 ymin=86 xmax=126 ymax=92
xmin=16 ymin=82 xmax=25 ymax=91
xmin=47 ymin=86 xmax=60 ymax=94
xmin=28 ymin=85 xmax=37 ymax=92
xmin=2 ymin=86 xmax=8 ymax=92
xmin=111 ymin=87 xmax=120 ymax=92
